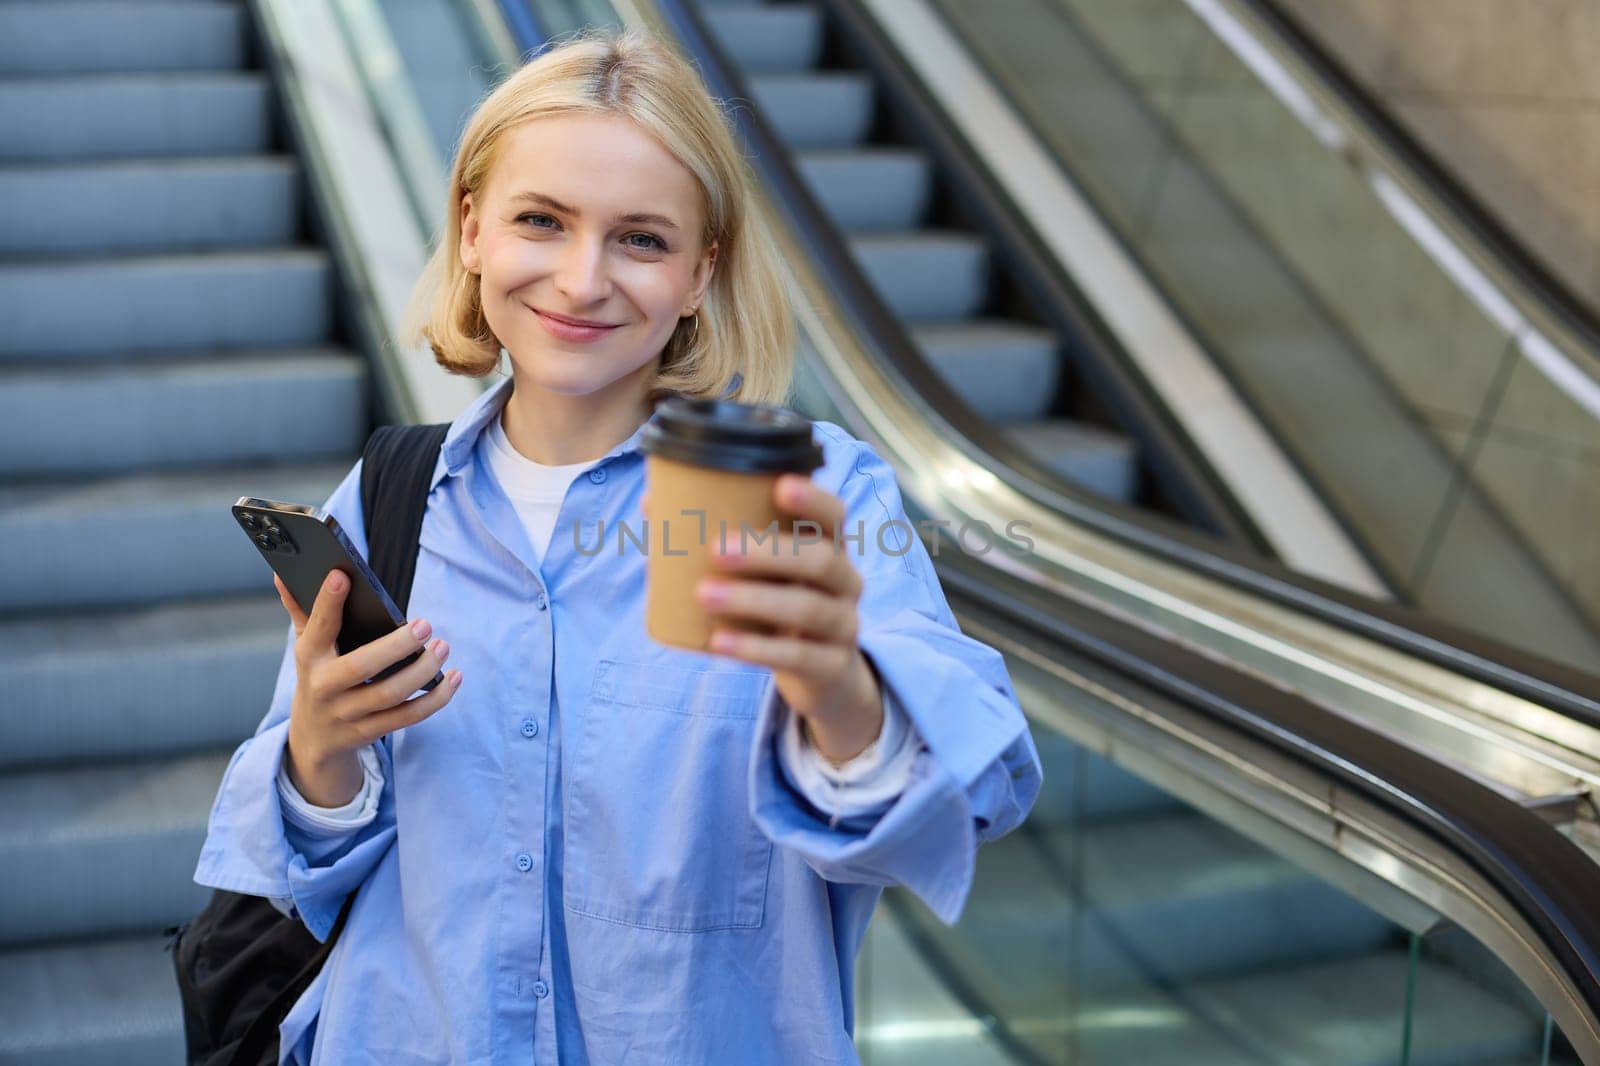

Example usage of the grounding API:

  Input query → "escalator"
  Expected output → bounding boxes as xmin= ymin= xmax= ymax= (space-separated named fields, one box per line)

xmin=4 ymin=1 xmax=1599 ymax=1063
xmin=619 ymin=1 xmax=1600 ymax=1061
xmin=859 ymin=0 xmax=1600 ymax=672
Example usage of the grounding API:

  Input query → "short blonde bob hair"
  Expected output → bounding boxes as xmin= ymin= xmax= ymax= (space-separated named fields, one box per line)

xmin=408 ymin=27 xmax=795 ymax=407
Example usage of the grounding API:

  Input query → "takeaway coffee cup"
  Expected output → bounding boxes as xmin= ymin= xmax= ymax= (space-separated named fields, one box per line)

xmin=639 ymin=396 xmax=825 ymax=652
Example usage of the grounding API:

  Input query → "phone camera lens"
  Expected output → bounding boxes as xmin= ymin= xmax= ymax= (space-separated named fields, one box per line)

xmin=254 ymin=533 xmax=275 ymax=550
xmin=240 ymin=513 xmax=260 ymax=530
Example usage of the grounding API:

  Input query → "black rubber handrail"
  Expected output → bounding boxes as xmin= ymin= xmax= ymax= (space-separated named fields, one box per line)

xmin=937 ymin=547 xmax=1600 ymax=1036
xmin=1247 ymin=0 xmax=1600 ymax=354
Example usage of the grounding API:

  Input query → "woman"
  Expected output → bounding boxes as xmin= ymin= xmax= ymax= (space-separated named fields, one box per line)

xmin=195 ymin=27 xmax=1040 ymax=1065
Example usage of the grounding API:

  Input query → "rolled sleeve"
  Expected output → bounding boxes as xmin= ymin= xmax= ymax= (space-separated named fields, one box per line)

xmin=776 ymin=686 xmax=921 ymax=823
xmin=748 ymin=430 xmax=1042 ymax=925
xmin=191 ymin=457 xmax=400 ymax=942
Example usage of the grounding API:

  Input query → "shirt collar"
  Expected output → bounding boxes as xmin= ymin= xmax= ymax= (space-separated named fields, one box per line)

xmin=433 ymin=371 xmax=742 ymax=489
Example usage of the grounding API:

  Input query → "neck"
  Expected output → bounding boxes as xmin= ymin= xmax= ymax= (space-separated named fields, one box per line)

xmin=498 ymin=367 xmax=656 ymax=466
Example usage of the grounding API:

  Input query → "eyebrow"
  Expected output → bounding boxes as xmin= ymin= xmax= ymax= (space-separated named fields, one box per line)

xmin=509 ymin=191 xmax=681 ymax=231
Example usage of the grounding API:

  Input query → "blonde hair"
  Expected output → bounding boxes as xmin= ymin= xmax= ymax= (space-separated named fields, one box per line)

xmin=407 ymin=27 xmax=795 ymax=407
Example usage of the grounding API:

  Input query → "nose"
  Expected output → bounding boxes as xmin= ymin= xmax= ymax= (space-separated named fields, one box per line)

xmin=553 ymin=234 xmax=612 ymax=306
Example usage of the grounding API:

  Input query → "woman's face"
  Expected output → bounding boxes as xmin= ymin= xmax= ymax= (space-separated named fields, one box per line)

xmin=459 ymin=112 xmax=717 ymax=400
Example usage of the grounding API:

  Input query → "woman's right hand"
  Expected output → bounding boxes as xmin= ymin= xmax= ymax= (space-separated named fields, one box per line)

xmin=274 ymin=569 xmax=462 ymax=797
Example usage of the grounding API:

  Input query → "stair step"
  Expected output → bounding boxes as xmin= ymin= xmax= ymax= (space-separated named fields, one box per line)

xmin=0 ymin=157 xmax=299 ymax=258
xmin=0 ymin=460 xmax=352 ymax=612
xmin=911 ymin=320 xmax=1061 ymax=421
xmin=0 ymin=351 xmax=367 ymax=477
xmin=849 ymin=231 xmax=990 ymax=322
xmin=0 ymin=73 xmax=272 ymax=163
xmin=0 ymin=749 xmax=231 ymax=946
xmin=1006 ymin=418 xmax=1139 ymax=502
xmin=0 ymin=932 xmax=187 ymax=1064
xmin=748 ymin=73 xmax=874 ymax=149
xmin=0 ymin=2 xmax=246 ymax=77
xmin=0 ymin=250 xmax=333 ymax=359
xmin=795 ymin=148 xmax=932 ymax=233
xmin=705 ymin=5 xmax=822 ymax=73
xmin=0 ymin=595 xmax=289 ymax=771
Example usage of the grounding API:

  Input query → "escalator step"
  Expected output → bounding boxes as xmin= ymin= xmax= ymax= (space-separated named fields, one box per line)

xmin=911 ymin=320 xmax=1062 ymax=422
xmin=795 ymin=148 xmax=933 ymax=233
xmin=0 ymin=157 xmax=300 ymax=258
xmin=849 ymin=231 xmax=990 ymax=322
xmin=704 ymin=5 xmax=822 ymax=73
xmin=0 ymin=933 xmax=186 ymax=1063
xmin=0 ymin=595 xmax=289 ymax=771
xmin=0 ymin=250 xmax=333 ymax=359
xmin=747 ymin=73 xmax=875 ymax=149
xmin=0 ymin=460 xmax=353 ymax=612
xmin=0 ymin=351 xmax=367 ymax=477
xmin=0 ymin=1 xmax=246 ymax=77
xmin=0 ymin=750 xmax=230 ymax=947
xmin=0 ymin=73 xmax=272 ymax=163
xmin=1005 ymin=419 xmax=1139 ymax=502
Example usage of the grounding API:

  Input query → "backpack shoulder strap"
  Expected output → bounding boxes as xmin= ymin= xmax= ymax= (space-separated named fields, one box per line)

xmin=359 ymin=423 xmax=451 ymax=615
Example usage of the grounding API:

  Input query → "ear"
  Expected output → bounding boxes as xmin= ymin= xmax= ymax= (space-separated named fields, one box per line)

xmin=685 ymin=239 xmax=718 ymax=311
xmin=459 ymin=192 xmax=482 ymax=276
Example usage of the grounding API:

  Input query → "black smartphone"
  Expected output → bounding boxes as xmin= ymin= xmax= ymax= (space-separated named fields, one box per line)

xmin=232 ymin=496 xmax=443 ymax=692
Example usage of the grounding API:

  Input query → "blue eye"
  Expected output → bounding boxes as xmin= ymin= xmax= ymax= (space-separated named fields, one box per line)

xmin=626 ymin=233 xmax=667 ymax=252
xmin=517 ymin=213 xmax=557 ymax=229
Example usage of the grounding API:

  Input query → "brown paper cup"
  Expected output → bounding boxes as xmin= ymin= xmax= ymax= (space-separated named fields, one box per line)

xmin=639 ymin=397 xmax=825 ymax=654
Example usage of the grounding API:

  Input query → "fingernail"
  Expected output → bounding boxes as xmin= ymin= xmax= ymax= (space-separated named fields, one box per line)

xmin=697 ymin=581 xmax=729 ymax=606
xmin=450 ymin=671 xmax=463 ymax=689
xmin=411 ymin=619 xmax=432 ymax=642
xmin=435 ymin=640 xmax=450 ymax=662
xmin=328 ymin=572 xmax=346 ymax=592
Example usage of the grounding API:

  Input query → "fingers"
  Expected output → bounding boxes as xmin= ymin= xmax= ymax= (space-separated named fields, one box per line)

xmin=711 ymin=532 xmax=862 ymax=600
xmin=274 ymin=572 xmax=310 ymax=635
xmin=352 ymin=665 xmax=464 ymax=741
xmin=335 ymin=632 xmax=453 ymax=718
xmin=708 ymin=625 xmax=857 ymax=676
xmin=697 ymin=577 xmax=857 ymax=645
xmin=774 ymin=474 xmax=844 ymax=542
xmin=296 ymin=568 xmax=349 ymax=658
xmin=326 ymin=615 xmax=436 ymax=695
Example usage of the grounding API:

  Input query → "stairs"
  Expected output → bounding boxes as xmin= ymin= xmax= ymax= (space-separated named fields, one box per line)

xmin=0 ymin=3 xmax=367 ymax=1062
xmin=700 ymin=0 xmax=1143 ymax=505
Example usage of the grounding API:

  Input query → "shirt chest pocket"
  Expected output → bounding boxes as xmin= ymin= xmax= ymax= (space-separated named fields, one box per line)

xmin=564 ymin=658 xmax=775 ymax=933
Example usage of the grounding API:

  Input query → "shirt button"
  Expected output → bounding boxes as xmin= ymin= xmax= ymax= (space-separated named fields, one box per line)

xmin=515 ymin=852 xmax=533 ymax=872
xmin=535 ymin=592 xmax=548 ymax=611
xmin=532 ymin=979 xmax=550 ymax=999
xmin=521 ymin=719 xmax=539 ymax=738
xmin=588 ymin=467 xmax=607 ymax=484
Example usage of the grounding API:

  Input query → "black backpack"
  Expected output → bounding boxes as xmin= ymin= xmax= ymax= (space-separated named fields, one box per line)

xmin=165 ymin=422 xmax=450 ymax=1066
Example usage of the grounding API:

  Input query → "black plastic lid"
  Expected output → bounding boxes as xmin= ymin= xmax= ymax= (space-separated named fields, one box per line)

xmin=640 ymin=396 xmax=824 ymax=474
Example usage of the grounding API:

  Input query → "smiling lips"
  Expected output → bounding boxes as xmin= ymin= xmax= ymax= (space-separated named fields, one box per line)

xmin=534 ymin=308 xmax=622 ymax=343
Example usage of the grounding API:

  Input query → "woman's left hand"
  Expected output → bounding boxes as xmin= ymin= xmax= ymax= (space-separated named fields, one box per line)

xmin=695 ymin=473 xmax=885 ymax=764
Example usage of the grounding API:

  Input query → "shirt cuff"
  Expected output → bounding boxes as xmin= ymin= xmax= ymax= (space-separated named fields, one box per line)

xmin=779 ymin=686 xmax=921 ymax=824
xmin=276 ymin=744 xmax=384 ymax=836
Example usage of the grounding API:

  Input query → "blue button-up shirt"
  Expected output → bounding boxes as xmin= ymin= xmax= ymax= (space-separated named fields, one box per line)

xmin=193 ymin=373 xmax=1041 ymax=1064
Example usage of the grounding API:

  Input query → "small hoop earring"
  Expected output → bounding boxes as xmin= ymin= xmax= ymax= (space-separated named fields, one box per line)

xmin=681 ymin=312 xmax=700 ymax=347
